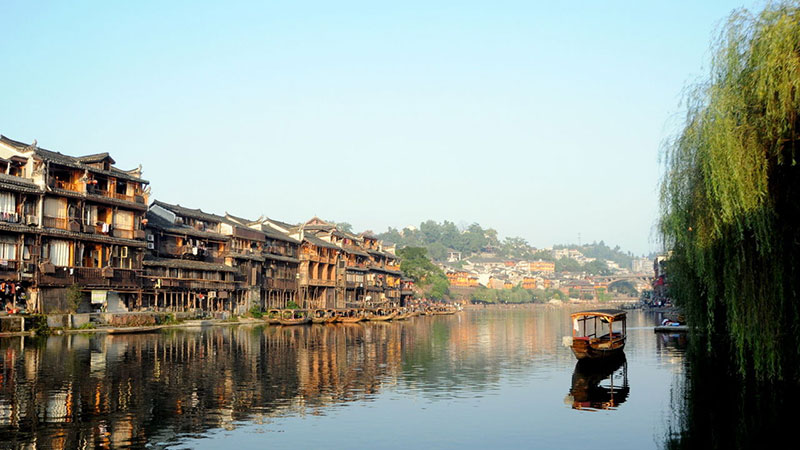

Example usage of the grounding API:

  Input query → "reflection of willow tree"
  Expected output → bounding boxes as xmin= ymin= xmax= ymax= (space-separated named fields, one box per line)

xmin=663 ymin=339 xmax=799 ymax=450
xmin=660 ymin=2 xmax=800 ymax=381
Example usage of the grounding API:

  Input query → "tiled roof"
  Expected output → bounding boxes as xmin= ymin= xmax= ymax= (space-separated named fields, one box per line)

xmin=262 ymin=227 xmax=300 ymax=244
xmin=37 ymin=227 xmax=147 ymax=247
xmin=302 ymin=233 xmax=340 ymax=250
xmin=76 ymin=152 xmax=115 ymax=164
xmin=0 ymin=135 xmax=148 ymax=183
xmin=265 ymin=217 xmax=298 ymax=231
xmin=263 ymin=253 xmax=300 ymax=264
xmin=0 ymin=174 xmax=41 ymax=194
xmin=145 ymin=211 xmax=228 ymax=241
xmin=151 ymin=200 xmax=225 ymax=224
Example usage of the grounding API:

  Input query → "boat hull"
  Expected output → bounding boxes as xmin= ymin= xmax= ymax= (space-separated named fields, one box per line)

xmin=278 ymin=318 xmax=310 ymax=326
xmin=570 ymin=338 xmax=625 ymax=361
xmin=367 ymin=312 xmax=396 ymax=321
xmin=338 ymin=316 xmax=364 ymax=323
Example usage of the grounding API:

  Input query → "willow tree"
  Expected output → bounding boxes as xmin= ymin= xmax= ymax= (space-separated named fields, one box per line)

xmin=660 ymin=1 xmax=800 ymax=381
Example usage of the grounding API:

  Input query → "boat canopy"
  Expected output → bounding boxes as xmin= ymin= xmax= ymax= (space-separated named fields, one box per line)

xmin=571 ymin=309 xmax=627 ymax=321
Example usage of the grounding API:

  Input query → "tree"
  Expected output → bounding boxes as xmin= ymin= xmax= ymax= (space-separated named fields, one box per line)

xmin=583 ymin=260 xmax=611 ymax=276
xmin=397 ymin=246 xmax=450 ymax=299
xmin=660 ymin=2 xmax=800 ymax=380
xmin=555 ymin=257 xmax=583 ymax=273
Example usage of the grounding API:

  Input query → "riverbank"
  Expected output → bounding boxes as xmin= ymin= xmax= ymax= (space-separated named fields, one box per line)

xmin=0 ymin=306 xmax=460 ymax=338
xmin=0 ymin=313 xmax=264 ymax=338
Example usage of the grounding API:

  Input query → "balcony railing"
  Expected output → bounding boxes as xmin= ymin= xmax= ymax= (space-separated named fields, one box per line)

xmin=0 ymin=260 xmax=19 ymax=271
xmin=0 ymin=212 xmax=20 ymax=224
xmin=265 ymin=278 xmax=297 ymax=290
xmin=307 ymin=278 xmax=335 ymax=287
xmin=141 ymin=276 xmax=237 ymax=290
xmin=112 ymin=228 xmax=135 ymax=239
xmin=111 ymin=192 xmax=136 ymax=202
xmin=42 ymin=216 xmax=79 ymax=230
xmin=51 ymin=179 xmax=82 ymax=192
xmin=38 ymin=266 xmax=140 ymax=287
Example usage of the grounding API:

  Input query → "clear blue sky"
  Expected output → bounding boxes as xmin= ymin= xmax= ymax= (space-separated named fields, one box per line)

xmin=1 ymin=0 xmax=753 ymax=255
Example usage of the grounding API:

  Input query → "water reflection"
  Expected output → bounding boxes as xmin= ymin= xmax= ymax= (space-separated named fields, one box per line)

xmin=1 ymin=308 xmax=686 ymax=449
xmin=566 ymin=356 xmax=629 ymax=411
xmin=663 ymin=336 xmax=800 ymax=450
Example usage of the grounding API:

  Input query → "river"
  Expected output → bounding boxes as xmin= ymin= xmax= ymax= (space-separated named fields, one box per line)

xmin=0 ymin=307 xmax=687 ymax=449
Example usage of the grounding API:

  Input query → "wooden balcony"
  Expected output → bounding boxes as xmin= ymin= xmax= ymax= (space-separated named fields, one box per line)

xmin=111 ymin=192 xmax=136 ymax=202
xmin=142 ymin=277 xmax=237 ymax=291
xmin=42 ymin=216 xmax=80 ymax=231
xmin=0 ymin=260 xmax=20 ymax=279
xmin=306 ymin=278 xmax=335 ymax=287
xmin=38 ymin=267 xmax=140 ymax=288
xmin=0 ymin=212 xmax=20 ymax=224
xmin=112 ymin=228 xmax=135 ymax=239
xmin=86 ymin=185 xmax=144 ymax=205
xmin=265 ymin=278 xmax=297 ymax=290
xmin=51 ymin=179 xmax=82 ymax=192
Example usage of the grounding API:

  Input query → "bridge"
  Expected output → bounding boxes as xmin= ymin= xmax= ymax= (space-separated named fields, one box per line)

xmin=591 ymin=274 xmax=652 ymax=290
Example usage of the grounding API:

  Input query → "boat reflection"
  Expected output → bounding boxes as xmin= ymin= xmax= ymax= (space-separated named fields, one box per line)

xmin=566 ymin=355 xmax=629 ymax=411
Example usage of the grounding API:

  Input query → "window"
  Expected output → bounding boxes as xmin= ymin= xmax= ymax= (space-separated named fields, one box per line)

xmin=48 ymin=240 xmax=70 ymax=266
xmin=0 ymin=235 xmax=17 ymax=260
xmin=44 ymin=197 xmax=67 ymax=218
xmin=114 ymin=210 xmax=134 ymax=230
xmin=0 ymin=193 xmax=15 ymax=215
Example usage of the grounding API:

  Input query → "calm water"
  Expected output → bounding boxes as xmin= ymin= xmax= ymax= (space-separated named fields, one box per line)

xmin=0 ymin=307 xmax=687 ymax=449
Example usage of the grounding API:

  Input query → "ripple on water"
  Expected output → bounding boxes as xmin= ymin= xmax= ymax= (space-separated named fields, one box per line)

xmin=0 ymin=309 xmax=686 ymax=449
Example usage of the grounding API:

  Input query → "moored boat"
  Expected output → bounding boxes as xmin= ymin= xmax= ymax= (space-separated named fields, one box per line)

xmin=265 ymin=309 xmax=282 ymax=325
xmin=278 ymin=309 xmax=311 ymax=326
xmin=337 ymin=309 xmax=365 ymax=323
xmin=568 ymin=309 xmax=627 ymax=361
xmin=311 ymin=309 xmax=336 ymax=324
xmin=366 ymin=308 xmax=396 ymax=321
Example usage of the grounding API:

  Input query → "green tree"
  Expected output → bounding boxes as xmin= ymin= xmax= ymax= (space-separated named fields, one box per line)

xmin=660 ymin=2 xmax=800 ymax=380
xmin=583 ymin=260 xmax=611 ymax=276
xmin=397 ymin=246 xmax=450 ymax=299
xmin=555 ymin=257 xmax=583 ymax=273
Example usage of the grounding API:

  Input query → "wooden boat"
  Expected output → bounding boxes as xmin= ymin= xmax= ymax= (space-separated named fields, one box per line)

xmin=366 ymin=308 xmax=396 ymax=321
xmin=430 ymin=306 xmax=457 ymax=315
xmin=394 ymin=310 xmax=411 ymax=320
xmin=337 ymin=309 xmax=365 ymax=323
xmin=278 ymin=309 xmax=310 ymax=326
xmin=569 ymin=309 xmax=627 ymax=361
xmin=265 ymin=309 xmax=282 ymax=325
xmin=311 ymin=309 xmax=337 ymax=324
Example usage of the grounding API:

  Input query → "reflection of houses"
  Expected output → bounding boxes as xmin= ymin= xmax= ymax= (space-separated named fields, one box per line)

xmin=1 ymin=135 xmax=148 ymax=313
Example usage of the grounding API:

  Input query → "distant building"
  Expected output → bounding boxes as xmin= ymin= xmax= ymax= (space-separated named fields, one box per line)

xmin=447 ymin=250 xmax=462 ymax=262
xmin=522 ymin=277 xmax=537 ymax=290
xmin=631 ymin=257 xmax=652 ymax=273
xmin=530 ymin=260 xmax=555 ymax=273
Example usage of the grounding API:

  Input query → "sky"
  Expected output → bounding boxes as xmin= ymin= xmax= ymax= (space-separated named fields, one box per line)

xmin=1 ymin=0 xmax=755 ymax=255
